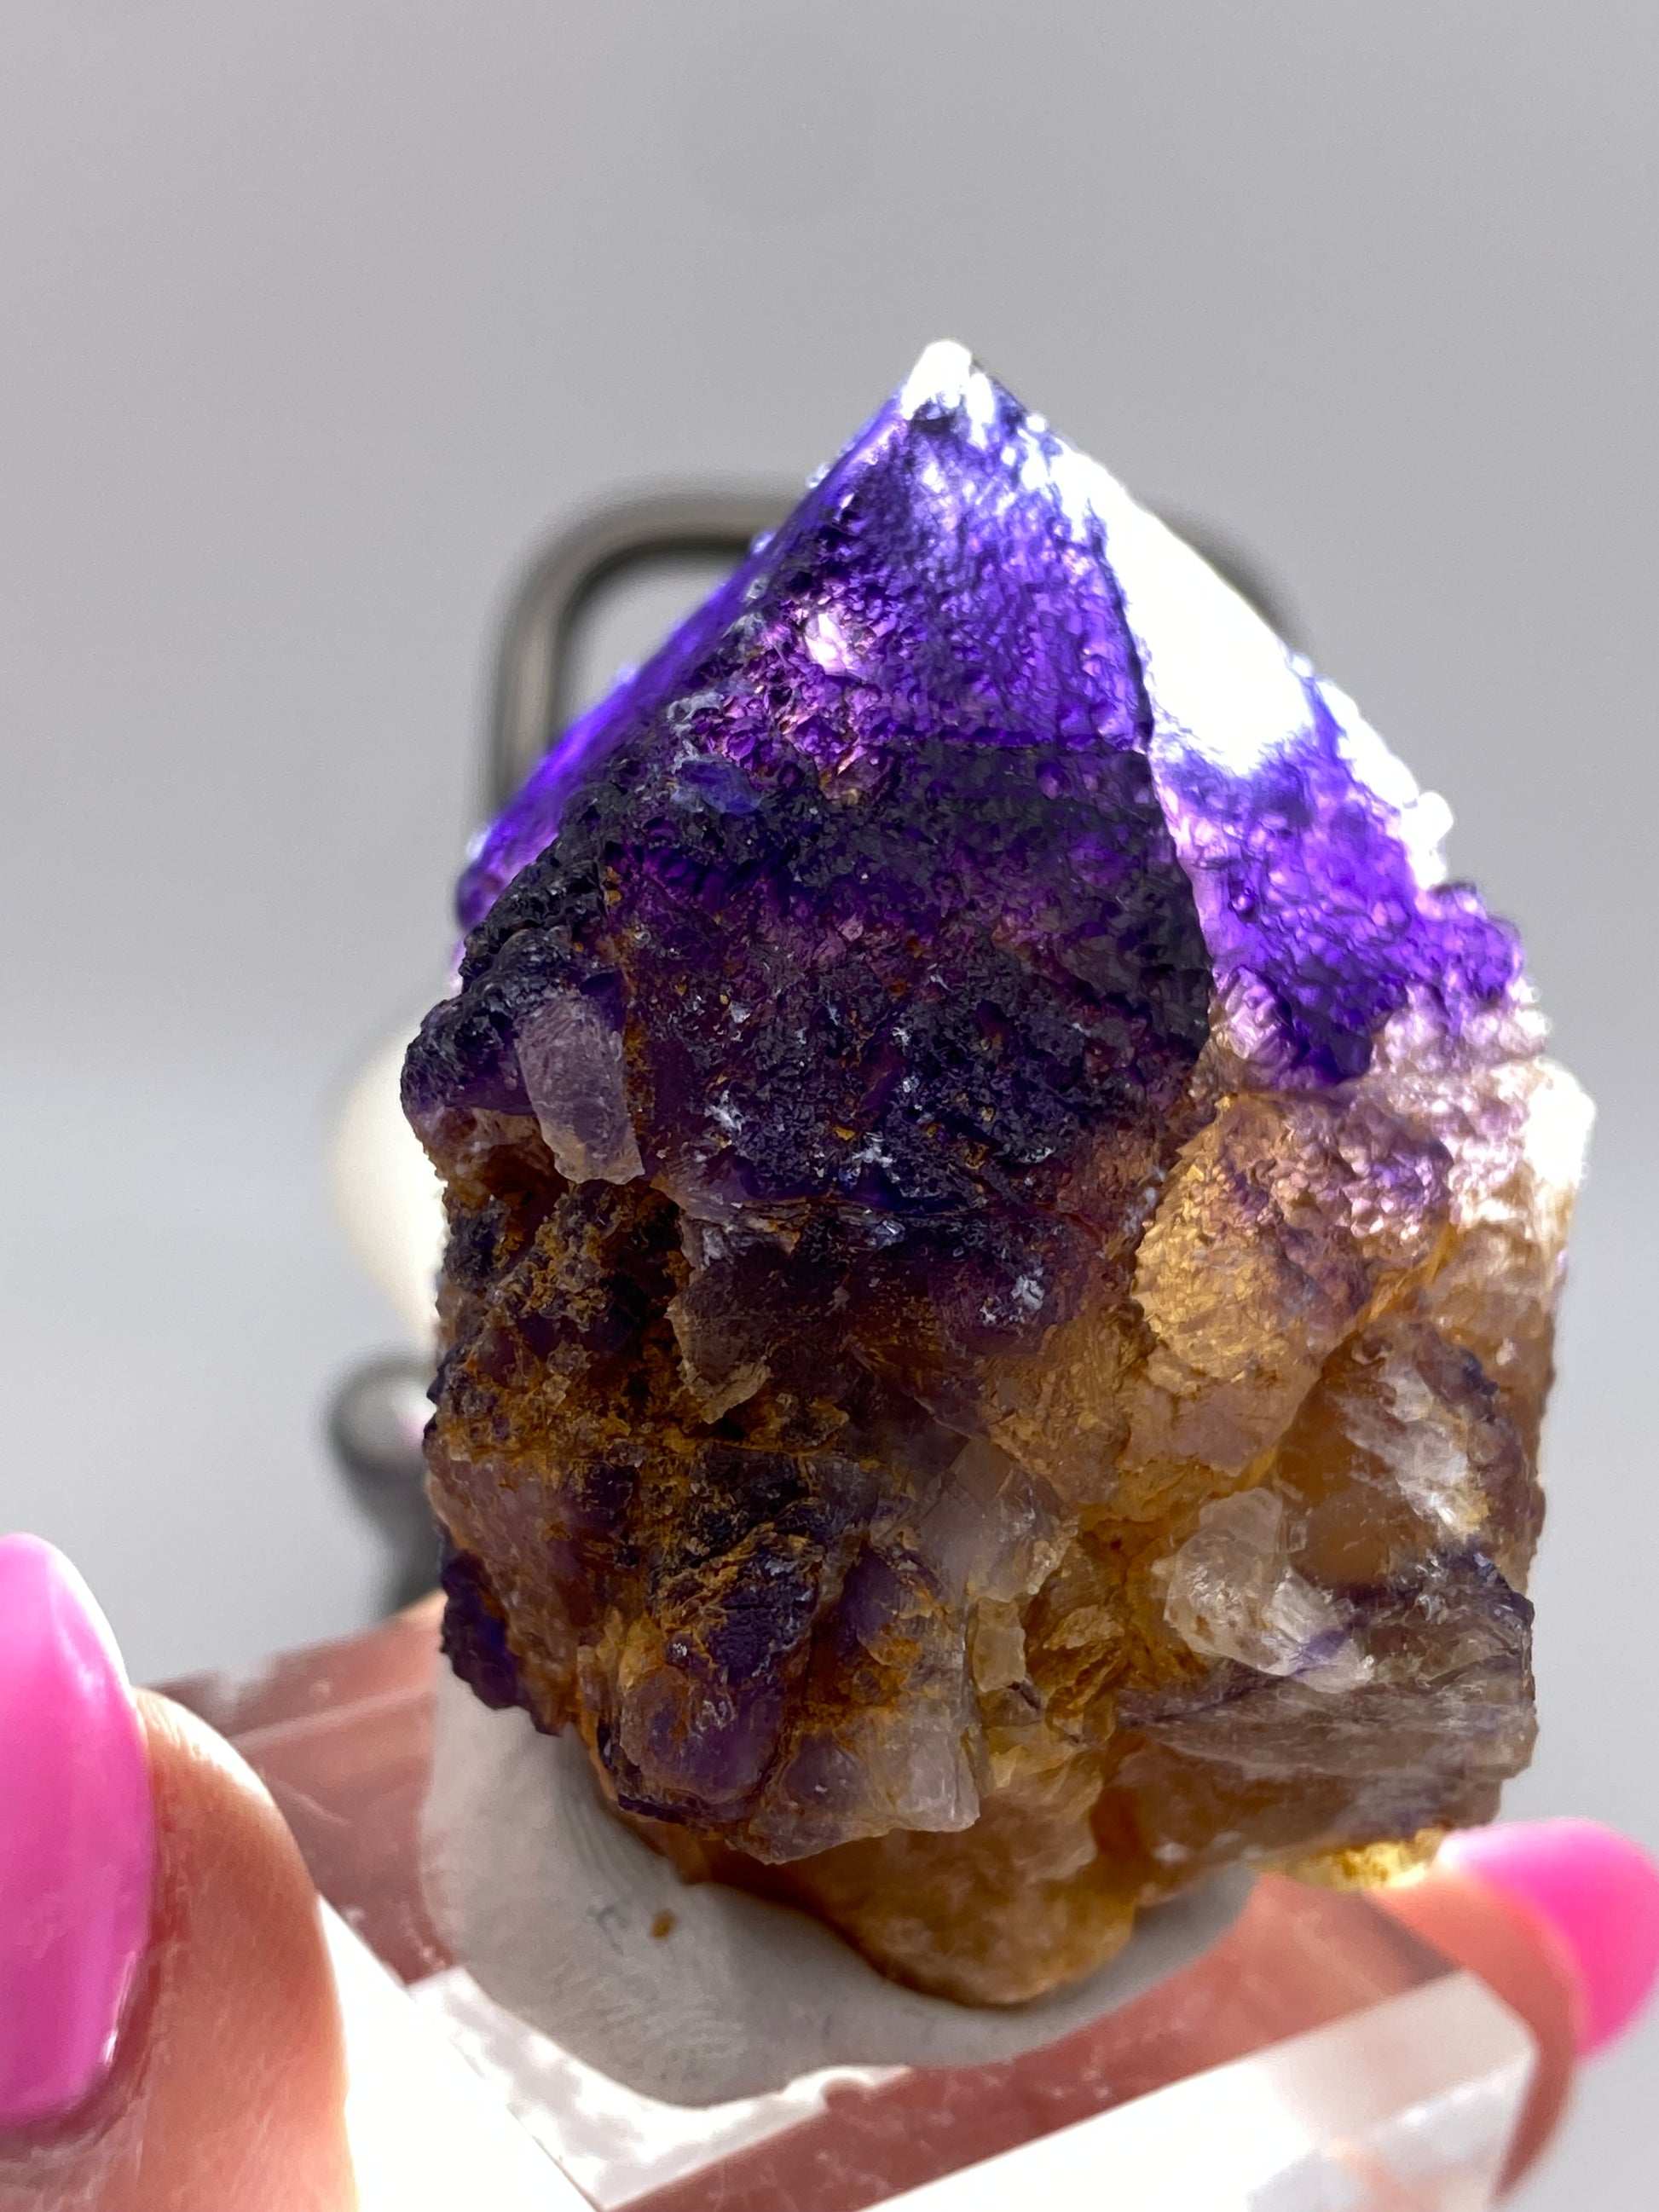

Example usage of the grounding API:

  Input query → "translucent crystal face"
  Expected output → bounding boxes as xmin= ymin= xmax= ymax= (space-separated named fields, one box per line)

xmin=404 ymin=344 xmax=1589 ymax=2006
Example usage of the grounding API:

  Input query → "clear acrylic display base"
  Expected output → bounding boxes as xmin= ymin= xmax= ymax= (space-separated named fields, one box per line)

xmin=163 ymin=1603 xmax=1535 ymax=2212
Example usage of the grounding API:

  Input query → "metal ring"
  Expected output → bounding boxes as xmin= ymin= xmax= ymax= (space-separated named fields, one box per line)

xmin=487 ymin=488 xmax=794 ymax=813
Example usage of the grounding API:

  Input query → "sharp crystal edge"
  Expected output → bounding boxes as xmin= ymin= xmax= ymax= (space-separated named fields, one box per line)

xmin=403 ymin=343 xmax=1591 ymax=2007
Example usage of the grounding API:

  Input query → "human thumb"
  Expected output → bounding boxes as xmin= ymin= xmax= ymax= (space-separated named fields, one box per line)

xmin=0 ymin=1534 xmax=356 ymax=2212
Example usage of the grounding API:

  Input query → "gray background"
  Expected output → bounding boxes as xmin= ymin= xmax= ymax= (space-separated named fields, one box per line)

xmin=0 ymin=3 xmax=1652 ymax=2200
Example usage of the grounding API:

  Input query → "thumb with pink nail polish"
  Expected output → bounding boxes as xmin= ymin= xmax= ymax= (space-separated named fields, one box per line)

xmin=0 ymin=1534 xmax=154 ymax=2131
xmin=0 ymin=1536 xmax=354 ymax=2210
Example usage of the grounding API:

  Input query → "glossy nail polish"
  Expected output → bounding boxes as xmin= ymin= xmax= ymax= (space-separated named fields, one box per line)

xmin=0 ymin=1534 xmax=155 ymax=2129
xmin=1443 ymin=1817 xmax=1659 ymax=2058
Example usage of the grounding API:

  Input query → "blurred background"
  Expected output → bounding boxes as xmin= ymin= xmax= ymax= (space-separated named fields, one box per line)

xmin=1 ymin=4 xmax=1653 ymax=2200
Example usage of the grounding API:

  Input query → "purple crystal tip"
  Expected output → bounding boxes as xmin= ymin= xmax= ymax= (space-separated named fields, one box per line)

xmin=445 ymin=339 xmax=1517 ymax=1093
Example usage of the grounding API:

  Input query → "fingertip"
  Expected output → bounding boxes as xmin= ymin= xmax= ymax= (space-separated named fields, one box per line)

xmin=0 ymin=1534 xmax=153 ymax=2135
xmin=1442 ymin=1818 xmax=1659 ymax=2059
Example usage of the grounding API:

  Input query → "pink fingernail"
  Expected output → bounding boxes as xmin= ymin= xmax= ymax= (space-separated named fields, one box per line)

xmin=0 ymin=1534 xmax=155 ymax=2130
xmin=1443 ymin=1817 xmax=1659 ymax=2058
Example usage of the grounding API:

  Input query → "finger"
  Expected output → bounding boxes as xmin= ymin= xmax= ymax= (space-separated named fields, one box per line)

xmin=1373 ymin=1819 xmax=1659 ymax=2192
xmin=0 ymin=1535 xmax=356 ymax=2212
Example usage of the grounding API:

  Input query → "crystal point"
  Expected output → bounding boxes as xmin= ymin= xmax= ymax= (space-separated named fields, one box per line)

xmin=406 ymin=347 xmax=1588 ymax=2005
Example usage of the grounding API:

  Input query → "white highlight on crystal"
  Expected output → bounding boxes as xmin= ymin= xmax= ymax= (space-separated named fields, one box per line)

xmin=1523 ymin=1060 xmax=1595 ymax=1210
xmin=802 ymin=605 xmax=854 ymax=675
xmin=895 ymin=339 xmax=1448 ymax=856
xmin=899 ymin=338 xmax=978 ymax=420
xmin=1078 ymin=469 xmax=1315 ymax=780
xmin=1322 ymin=677 xmax=1454 ymax=888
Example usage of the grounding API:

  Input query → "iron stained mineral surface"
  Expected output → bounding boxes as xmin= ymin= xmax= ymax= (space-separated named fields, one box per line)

xmin=404 ymin=343 xmax=1590 ymax=2007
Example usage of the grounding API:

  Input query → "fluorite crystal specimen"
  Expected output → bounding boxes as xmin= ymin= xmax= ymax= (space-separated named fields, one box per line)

xmin=404 ymin=344 xmax=1589 ymax=2007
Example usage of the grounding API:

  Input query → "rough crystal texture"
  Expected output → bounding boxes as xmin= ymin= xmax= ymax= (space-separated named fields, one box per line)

xmin=405 ymin=344 xmax=1589 ymax=2007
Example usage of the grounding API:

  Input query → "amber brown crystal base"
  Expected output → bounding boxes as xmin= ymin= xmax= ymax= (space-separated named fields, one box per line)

xmin=162 ymin=1606 xmax=1534 ymax=2211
